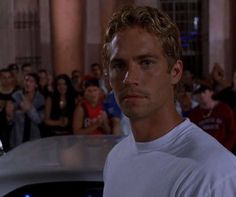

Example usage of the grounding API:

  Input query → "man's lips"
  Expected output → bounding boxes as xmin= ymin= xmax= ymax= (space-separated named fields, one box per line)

xmin=118 ymin=88 xmax=149 ymax=102
xmin=119 ymin=92 xmax=148 ymax=101
xmin=122 ymin=95 xmax=146 ymax=100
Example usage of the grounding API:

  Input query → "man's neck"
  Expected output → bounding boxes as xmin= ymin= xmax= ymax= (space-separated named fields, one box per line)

xmin=25 ymin=91 xmax=35 ymax=101
xmin=87 ymin=99 xmax=99 ymax=107
xmin=202 ymin=100 xmax=218 ymax=110
xmin=130 ymin=109 xmax=183 ymax=142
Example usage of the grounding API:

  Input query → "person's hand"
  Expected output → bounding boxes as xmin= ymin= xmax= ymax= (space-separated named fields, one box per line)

xmin=85 ymin=111 xmax=109 ymax=129
xmin=20 ymin=98 xmax=32 ymax=112
xmin=59 ymin=117 xmax=68 ymax=127
xmin=98 ymin=111 xmax=111 ymax=134
xmin=89 ymin=117 xmax=103 ymax=127
xmin=98 ymin=111 xmax=109 ymax=124
xmin=96 ymin=111 xmax=110 ymax=130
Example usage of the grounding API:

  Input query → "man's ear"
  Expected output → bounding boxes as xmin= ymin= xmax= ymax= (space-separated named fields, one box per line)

xmin=170 ymin=60 xmax=183 ymax=85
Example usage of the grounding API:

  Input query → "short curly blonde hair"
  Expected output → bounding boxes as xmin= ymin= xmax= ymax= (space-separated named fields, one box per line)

xmin=102 ymin=5 xmax=182 ymax=73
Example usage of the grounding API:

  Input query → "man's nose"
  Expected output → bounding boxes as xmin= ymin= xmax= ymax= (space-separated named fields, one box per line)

xmin=122 ymin=64 xmax=140 ymax=85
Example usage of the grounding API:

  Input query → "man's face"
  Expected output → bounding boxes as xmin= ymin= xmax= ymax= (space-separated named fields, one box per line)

xmin=91 ymin=66 xmax=102 ymax=79
xmin=84 ymin=86 xmax=100 ymax=104
xmin=72 ymin=71 xmax=80 ymax=81
xmin=0 ymin=71 xmax=14 ymax=87
xmin=24 ymin=75 xmax=37 ymax=93
xmin=108 ymin=27 xmax=182 ymax=120
xmin=194 ymin=90 xmax=213 ymax=108
xmin=22 ymin=66 xmax=32 ymax=76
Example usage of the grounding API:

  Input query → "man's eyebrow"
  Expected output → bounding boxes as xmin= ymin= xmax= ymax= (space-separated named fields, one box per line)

xmin=110 ymin=58 xmax=124 ymax=64
xmin=134 ymin=54 xmax=158 ymax=60
xmin=109 ymin=54 xmax=159 ymax=64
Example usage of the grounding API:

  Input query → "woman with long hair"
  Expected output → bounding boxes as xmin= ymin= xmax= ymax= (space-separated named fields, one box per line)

xmin=44 ymin=74 xmax=76 ymax=136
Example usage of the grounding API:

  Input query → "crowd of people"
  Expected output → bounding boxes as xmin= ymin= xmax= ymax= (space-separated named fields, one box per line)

xmin=1 ymin=59 xmax=236 ymax=156
xmin=176 ymin=63 xmax=236 ymax=153
xmin=1 ymin=60 xmax=236 ymax=154
xmin=0 ymin=62 xmax=130 ymax=152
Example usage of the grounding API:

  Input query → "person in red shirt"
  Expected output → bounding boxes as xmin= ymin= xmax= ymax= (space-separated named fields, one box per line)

xmin=73 ymin=79 xmax=111 ymax=135
xmin=188 ymin=83 xmax=236 ymax=151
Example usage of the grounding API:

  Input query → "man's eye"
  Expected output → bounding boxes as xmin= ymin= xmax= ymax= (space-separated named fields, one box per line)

xmin=140 ymin=59 xmax=154 ymax=69
xmin=111 ymin=63 xmax=125 ymax=71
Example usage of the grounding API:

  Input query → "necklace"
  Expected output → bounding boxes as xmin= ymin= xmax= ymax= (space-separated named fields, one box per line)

xmin=202 ymin=108 xmax=213 ymax=118
xmin=59 ymin=99 xmax=66 ymax=109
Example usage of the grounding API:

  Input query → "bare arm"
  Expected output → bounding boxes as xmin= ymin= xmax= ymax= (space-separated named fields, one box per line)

xmin=111 ymin=117 xmax=122 ymax=135
xmin=72 ymin=103 xmax=100 ymax=135
xmin=99 ymin=111 xmax=111 ymax=134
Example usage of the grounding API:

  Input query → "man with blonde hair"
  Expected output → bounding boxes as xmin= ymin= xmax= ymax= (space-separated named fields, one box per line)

xmin=102 ymin=5 xmax=236 ymax=197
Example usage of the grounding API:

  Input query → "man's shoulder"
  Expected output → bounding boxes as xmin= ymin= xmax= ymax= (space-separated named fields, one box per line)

xmin=178 ymin=155 xmax=236 ymax=196
xmin=107 ymin=135 xmax=132 ymax=158
xmin=173 ymin=122 xmax=236 ymax=195
xmin=171 ymin=119 xmax=236 ymax=169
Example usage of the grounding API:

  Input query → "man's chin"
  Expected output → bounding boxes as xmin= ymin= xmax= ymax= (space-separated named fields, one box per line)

xmin=122 ymin=109 xmax=140 ymax=119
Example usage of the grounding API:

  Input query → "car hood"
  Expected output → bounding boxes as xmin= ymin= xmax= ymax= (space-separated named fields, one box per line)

xmin=0 ymin=135 xmax=123 ymax=196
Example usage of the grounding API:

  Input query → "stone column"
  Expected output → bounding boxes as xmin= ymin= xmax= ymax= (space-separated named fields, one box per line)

xmin=100 ymin=0 xmax=117 ymax=39
xmin=230 ymin=0 xmax=236 ymax=74
xmin=100 ymin=0 xmax=135 ymax=40
xmin=209 ymin=0 xmax=231 ymax=79
xmin=50 ymin=0 xmax=85 ymax=76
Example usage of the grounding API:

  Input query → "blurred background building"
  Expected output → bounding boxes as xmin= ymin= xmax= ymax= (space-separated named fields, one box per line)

xmin=0 ymin=0 xmax=235 ymax=80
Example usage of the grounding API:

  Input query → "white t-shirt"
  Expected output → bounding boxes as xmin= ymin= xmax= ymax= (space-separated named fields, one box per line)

xmin=103 ymin=119 xmax=236 ymax=197
xmin=120 ymin=114 xmax=132 ymax=135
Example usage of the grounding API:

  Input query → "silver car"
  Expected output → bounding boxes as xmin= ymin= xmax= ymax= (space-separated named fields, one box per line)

xmin=0 ymin=135 xmax=122 ymax=196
